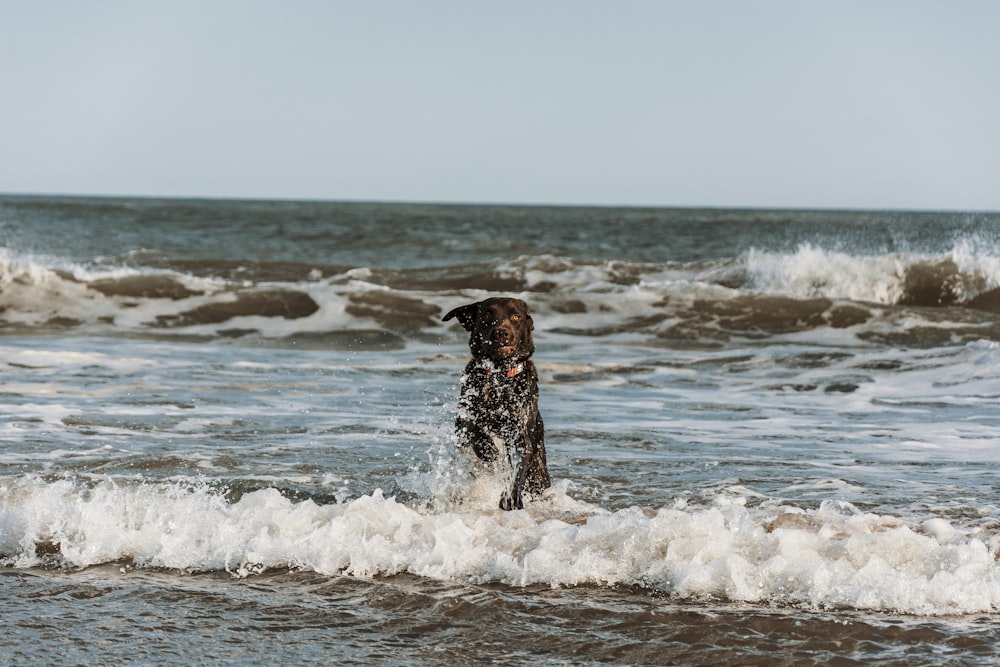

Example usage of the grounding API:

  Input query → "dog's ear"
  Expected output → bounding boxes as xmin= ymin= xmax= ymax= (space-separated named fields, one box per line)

xmin=516 ymin=300 xmax=534 ymax=331
xmin=442 ymin=301 xmax=480 ymax=332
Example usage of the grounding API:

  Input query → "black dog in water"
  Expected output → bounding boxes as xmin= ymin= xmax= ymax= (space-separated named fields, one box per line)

xmin=443 ymin=297 xmax=550 ymax=510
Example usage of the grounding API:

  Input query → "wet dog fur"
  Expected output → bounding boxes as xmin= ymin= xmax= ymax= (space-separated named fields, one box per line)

xmin=443 ymin=297 xmax=550 ymax=510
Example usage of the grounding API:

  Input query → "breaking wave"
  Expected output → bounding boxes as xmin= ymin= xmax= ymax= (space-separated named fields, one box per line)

xmin=2 ymin=241 xmax=1000 ymax=347
xmin=2 ymin=475 xmax=999 ymax=616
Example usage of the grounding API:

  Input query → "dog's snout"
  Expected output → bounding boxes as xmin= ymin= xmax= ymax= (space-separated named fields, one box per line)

xmin=492 ymin=325 xmax=514 ymax=345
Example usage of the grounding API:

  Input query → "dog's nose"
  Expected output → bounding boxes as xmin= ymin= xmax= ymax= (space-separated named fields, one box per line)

xmin=492 ymin=327 xmax=513 ymax=345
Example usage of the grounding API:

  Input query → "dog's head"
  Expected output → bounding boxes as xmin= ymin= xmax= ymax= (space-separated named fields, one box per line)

xmin=443 ymin=297 xmax=535 ymax=362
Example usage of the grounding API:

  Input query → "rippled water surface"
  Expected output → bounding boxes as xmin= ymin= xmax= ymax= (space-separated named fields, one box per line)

xmin=3 ymin=197 xmax=1000 ymax=664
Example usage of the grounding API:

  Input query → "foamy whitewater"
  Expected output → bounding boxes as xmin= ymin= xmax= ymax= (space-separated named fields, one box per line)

xmin=2 ymin=197 xmax=1000 ymax=664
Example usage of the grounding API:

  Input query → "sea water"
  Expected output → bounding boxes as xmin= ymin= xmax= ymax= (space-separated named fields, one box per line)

xmin=2 ymin=196 xmax=1000 ymax=664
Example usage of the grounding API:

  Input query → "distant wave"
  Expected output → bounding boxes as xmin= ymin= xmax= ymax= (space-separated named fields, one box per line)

xmin=2 ymin=243 xmax=999 ymax=347
xmin=743 ymin=241 xmax=1000 ymax=308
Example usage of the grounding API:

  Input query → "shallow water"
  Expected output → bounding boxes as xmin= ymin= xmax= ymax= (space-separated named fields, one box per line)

xmin=5 ymin=566 xmax=999 ymax=666
xmin=3 ymin=196 xmax=1000 ymax=663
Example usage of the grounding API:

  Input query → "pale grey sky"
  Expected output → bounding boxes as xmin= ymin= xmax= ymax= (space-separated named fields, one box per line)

xmin=1 ymin=0 xmax=998 ymax=209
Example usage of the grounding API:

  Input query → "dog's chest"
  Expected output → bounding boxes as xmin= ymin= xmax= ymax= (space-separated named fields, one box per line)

xmin=462 ymin=363 xmax=535 ymax=415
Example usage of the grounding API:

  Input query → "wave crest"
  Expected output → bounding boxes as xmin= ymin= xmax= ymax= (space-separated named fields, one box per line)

xmin=3 ymin=476 xmax=999 ymax=615
xmin=3 ymin=242 xmax=1000 ymax=346
xmin=744 ymin=242 xmax=1000 ymax=307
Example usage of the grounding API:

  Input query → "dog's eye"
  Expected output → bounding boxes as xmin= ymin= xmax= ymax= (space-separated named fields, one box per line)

xmin=511 ymin=314 xmax=521 ymax=322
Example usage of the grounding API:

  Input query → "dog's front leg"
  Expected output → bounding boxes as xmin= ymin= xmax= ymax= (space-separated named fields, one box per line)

xmin=498 ymin=445 xmax=524 ymax=510
xmin=498 ymin=427 xmax=529 ymax=511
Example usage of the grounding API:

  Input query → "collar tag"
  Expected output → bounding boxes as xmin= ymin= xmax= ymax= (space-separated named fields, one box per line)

xmin=485 ymin=363 xmax=524 ymax=379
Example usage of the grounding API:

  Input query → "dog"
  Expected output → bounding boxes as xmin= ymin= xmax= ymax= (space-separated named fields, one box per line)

xmin=442 ymin=297 xmax=550 ymax=510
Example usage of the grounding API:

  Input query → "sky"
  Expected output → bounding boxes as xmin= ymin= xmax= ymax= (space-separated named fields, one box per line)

xmin=1 ymin=0 xmax=998 ymax=210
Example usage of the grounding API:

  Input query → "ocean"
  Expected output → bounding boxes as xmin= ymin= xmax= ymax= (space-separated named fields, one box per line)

xmin=2 ymin=195 xmax=999 ymax=665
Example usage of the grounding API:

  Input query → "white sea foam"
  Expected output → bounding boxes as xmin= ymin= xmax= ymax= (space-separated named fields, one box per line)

xmin=3 ymin=243 xmax=1000 ymax=345
xmin=2 ymin=475 xmax=998 ymax=615
xmin=745 ymin=245 xmax=908 ymax=303
xmin=743 ymin=242 xmax=1000 ymax=304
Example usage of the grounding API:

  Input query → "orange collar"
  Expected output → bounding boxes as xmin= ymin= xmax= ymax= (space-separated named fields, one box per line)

xmin=485 ymin=362 xmax=524 ymax=379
